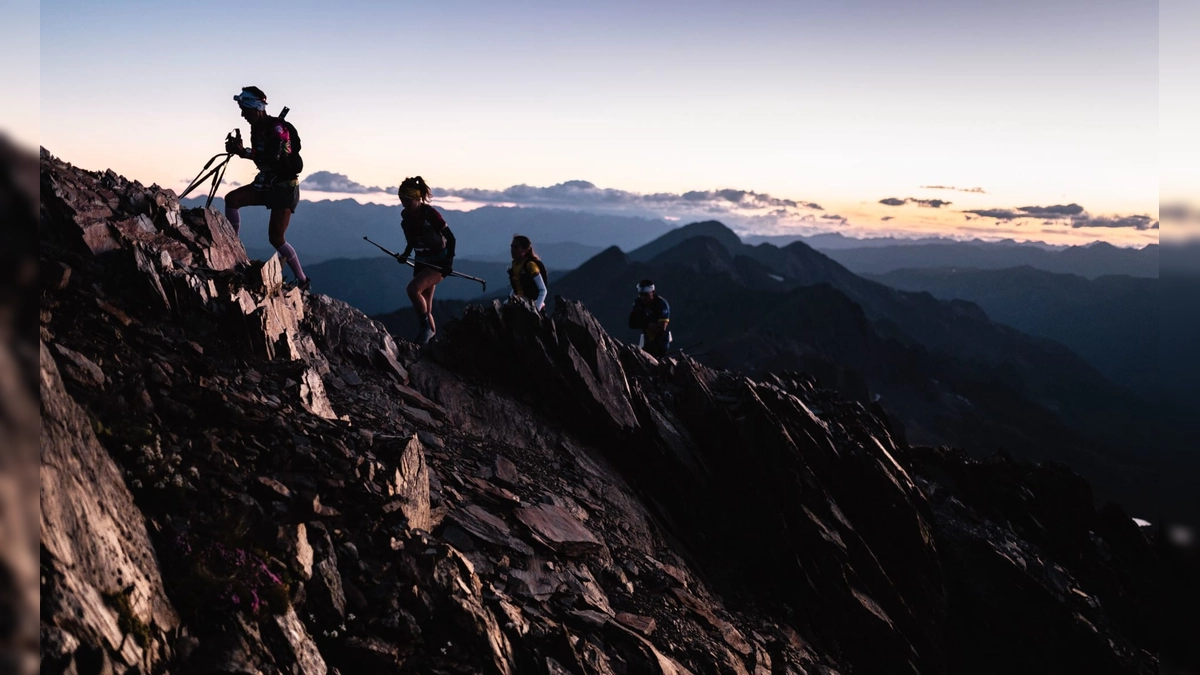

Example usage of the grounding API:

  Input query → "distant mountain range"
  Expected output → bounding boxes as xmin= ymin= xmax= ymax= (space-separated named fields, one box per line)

xmin=867 ymin=267 xmax=1156 ymax=399
xmin=817 ymin=240 xmax=1158 ymax=278
xmin=746 ymin=232 xmax=1070 ymax=251
xmin=185 ymin=197 xmax=671 ymax=264
xmin=188 ymin=196 xmax=1157 ymax=279
xmin=548 ymin=221 xmax=1174 ymax=518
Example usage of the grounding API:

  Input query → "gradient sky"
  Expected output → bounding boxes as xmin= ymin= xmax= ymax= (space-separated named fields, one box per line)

xmin=2 ymin=0 xmax=39 ymax=150
xmin=40 ymin=0 xmax=1161 ymax=246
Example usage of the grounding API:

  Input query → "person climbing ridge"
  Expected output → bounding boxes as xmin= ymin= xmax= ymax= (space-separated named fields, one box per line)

xmin=223 ymin=86 xmax=310 ymax=290
xmin=397 ymin=176 xmax=456 ymax=344
xmin=628 ymin=279 xmax=671 ymax=358
xmin=507 ymin=235 xmax=549 ymax=312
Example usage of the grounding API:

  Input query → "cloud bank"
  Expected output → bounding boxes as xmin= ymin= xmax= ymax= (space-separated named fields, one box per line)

xmin=879 ymin=197 xmax=952 ymax=208
xmin=964 ymin=203 xmax=1158 ymax=230
xmin=431 ymin=180 xmax=824 ymax=213
xmin=920 ymin=185 xmax=987 ymax=194
xmin=300 ymin=171 xmax=394 ymax=194
xmin=419 ymin=179 xmax=834 ymax=233
xmin=293 ymin=169 xmax=1153 ymax=241
xmin=297 ymin=172 xmax=828 ymax=232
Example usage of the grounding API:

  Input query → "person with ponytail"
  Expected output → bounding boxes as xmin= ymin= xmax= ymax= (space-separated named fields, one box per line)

xmin=396 ymin=176 xmax=456 ymax=344
xmin=507 ymin=235 xmax=549 ymax=312
xmin=223 ymin=86 xmax=310 ymax=289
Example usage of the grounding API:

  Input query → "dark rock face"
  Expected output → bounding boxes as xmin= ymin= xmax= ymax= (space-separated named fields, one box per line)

xmin=38 ymin=152 xmax=1157 ymax=674
xmin=909 ymin=447 xmax=1158 ymax=675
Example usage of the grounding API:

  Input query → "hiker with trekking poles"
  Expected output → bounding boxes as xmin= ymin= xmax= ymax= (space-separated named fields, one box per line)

xmin=221 ymin=86 xmax=311 ymax=290
xmin=394 ymin=176 xmax=458 ymax=344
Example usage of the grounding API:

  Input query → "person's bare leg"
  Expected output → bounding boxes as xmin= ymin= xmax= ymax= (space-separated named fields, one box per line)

xmin=268 ymin=208 xmax=307 ymax=285
xmin=421 ymin=283 xmax=438 ymax=334
xmin=224 ymin=184 xmax=267 ymax=235
xmin=406 ymin=275 xmax=430 ymax=315
xmin=407 ymin=267 xmax=441 ymax=342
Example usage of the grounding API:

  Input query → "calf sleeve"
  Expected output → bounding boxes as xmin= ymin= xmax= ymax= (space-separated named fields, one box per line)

xmin=276 ymin=242 xmax=306 ymax=282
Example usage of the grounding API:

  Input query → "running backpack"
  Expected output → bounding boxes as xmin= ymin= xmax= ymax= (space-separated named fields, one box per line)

xmin=278 ymin=107 xmax=304 ymax=176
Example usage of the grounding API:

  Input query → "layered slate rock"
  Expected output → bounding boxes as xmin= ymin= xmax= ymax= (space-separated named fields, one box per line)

xmin=40 ymin=341 xmax=179 ymax=671
xmin=514 ymin=503 xmax=604 ymax=556
xmin=381 ymin=434 xmax=432 ymax=531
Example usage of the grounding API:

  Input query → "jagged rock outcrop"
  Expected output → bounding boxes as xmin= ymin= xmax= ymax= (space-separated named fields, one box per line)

xmin=39 ymin=152 xmax=1157 ymax=674
xmin=426 ymin=299 xmax=948 ymax=672
xmin=41 ymin=340 xmax=179 ymax=671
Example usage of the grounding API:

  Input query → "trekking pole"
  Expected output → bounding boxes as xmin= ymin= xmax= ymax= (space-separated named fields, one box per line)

xmin=180 ymin=152 xmax=234 ymax=208
xmin=180 ymin=129 xmax=242 ymax=208
xmin=362 ymin=236 xmax=487 ymax=292
xmin=668 ymin=341 xmax=704 ymax=356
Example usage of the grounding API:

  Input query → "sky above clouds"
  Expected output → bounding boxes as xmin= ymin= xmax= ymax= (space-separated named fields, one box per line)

xmin=40 ymin=0 xmax=1161 ymax=246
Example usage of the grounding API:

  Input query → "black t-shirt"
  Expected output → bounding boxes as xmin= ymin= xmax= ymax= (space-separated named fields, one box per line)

xmin=628 ymin=296 xmax=670 ymax=331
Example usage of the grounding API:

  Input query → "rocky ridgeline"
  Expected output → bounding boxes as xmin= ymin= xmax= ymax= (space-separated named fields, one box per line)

xmin=39 ymin=150 xmax=1157 ymax=675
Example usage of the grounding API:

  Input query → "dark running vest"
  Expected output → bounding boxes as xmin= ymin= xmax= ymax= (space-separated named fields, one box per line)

xmin=402 ymin=204 xmax=447 ymax=253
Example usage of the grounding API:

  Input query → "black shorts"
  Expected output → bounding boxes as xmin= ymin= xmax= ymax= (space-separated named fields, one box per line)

xmin=255 ymin=181 xmax=300 ymax=212
xmin=413 ymin=250 xmax=450 ymax=278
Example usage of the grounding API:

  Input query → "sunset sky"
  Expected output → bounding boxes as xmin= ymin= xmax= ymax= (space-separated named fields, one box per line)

xmin=38 ymin=0 xmax=1164 ymax=246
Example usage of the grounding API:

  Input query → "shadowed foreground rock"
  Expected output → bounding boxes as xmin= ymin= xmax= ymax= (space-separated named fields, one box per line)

xmin=39 ymin=151 xmax=1157 ymax=674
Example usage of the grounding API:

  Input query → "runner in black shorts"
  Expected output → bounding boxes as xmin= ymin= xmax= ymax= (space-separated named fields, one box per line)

xmin=397 ymin=176 xmax=457 ymax=344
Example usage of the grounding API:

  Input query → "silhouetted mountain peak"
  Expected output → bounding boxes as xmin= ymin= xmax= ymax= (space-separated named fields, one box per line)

xmin=649 ymin=235 xmax=734 ymax=269
xmin=629 ymin=220 xmax=744 ymax=262
xmin=781 ymin=238 xmax=823 ymax=256
xmin=589 ymin=244 xmax=630 ymax=265
xmin=573 ymin=244 xmax=629 ymax=274
xmin=676 ymin=219 xmax=740 ymax=239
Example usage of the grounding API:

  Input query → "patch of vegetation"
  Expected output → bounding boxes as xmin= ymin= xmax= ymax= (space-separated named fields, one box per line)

xmin=102 ymin=589 xmax=151 ymax=648
xmin=93 ymin=418 xmax=156 ymax=446
xmin=163 ymin=525 xmax=292 ymax=626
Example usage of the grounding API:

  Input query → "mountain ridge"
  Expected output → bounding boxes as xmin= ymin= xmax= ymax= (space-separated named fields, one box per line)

xmin=821 ymin=240 xmax=1158 ymax=278
xmin=867 ymin=266 xmax=1157 ymax=398
xmin=553 ymin=221 xmax=1170 ymax=518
